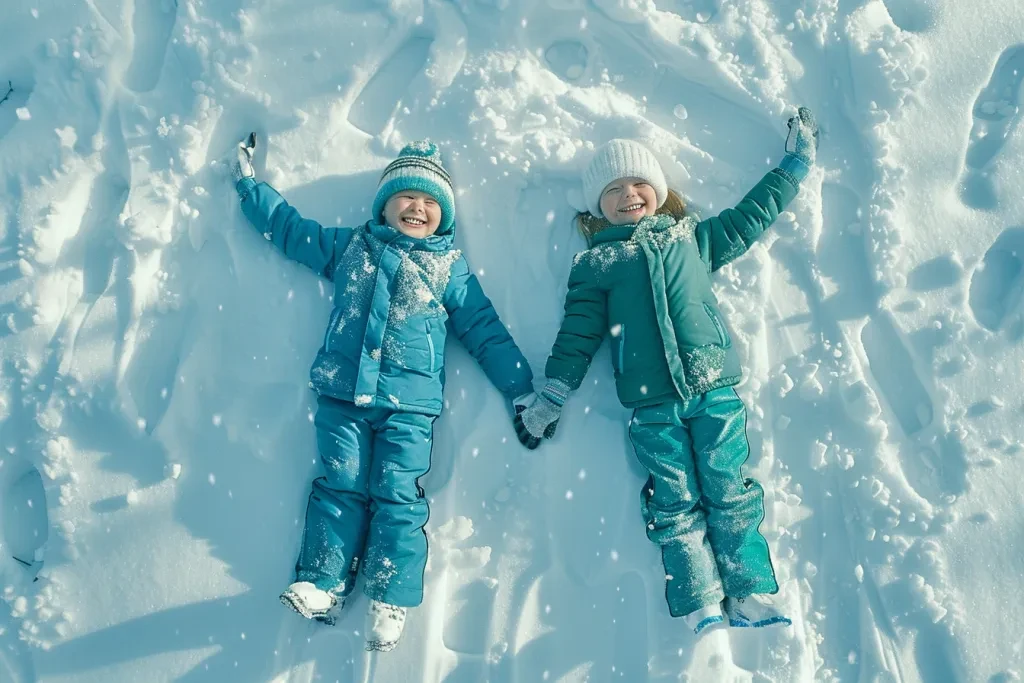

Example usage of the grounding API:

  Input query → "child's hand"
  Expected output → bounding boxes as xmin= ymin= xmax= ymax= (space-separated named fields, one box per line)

xmin=785 ymin=107 xmax=819 ymax=166
xmin=511 ymin=392 xmax=535 ymax=417
xmin=513 ymin=392 xmax=561 ymax=450
xmin=233 ymin=132 xmax=257 ymax=182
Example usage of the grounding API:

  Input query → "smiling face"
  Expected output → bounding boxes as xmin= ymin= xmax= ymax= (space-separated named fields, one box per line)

xmin=383 ymin=191 xmax=442 ymax=238
xmin=599 ymin=177 xmax=659 ymax=226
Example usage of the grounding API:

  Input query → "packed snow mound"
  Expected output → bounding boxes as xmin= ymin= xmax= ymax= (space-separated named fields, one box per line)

xmin=1 ymin=0 xmax=1023 ymax=681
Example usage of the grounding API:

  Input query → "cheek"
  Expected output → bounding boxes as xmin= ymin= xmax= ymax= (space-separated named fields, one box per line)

xmin=600 ymin=194 xmax=617 ymax=216
xmin=642 ymin=188 xmax=658 ymax=209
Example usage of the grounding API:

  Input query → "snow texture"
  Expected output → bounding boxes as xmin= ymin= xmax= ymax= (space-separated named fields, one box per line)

xmin=0 ymin=0 xmax=1023 ymax=681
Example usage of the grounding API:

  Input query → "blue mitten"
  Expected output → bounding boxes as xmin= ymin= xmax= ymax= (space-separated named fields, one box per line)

xmin=778 ymin=107 xmax=819 ymax=182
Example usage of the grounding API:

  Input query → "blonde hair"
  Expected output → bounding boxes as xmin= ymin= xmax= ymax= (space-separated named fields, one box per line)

xmin=574 ymin=189 xmax=688 ymax=244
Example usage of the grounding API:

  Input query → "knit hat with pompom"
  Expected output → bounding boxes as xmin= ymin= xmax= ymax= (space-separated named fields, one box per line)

xmin=372 ymin=140 xmax=456 ymax=234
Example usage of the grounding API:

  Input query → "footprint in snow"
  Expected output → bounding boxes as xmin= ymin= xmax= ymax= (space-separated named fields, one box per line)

xmin=430 ymin=517 xmax=495 ymax=656
xmin=0 ymin=452 xmax=48 ymax=580
xmin=860 ymin=313 xmax=934 ymax=438
xmin=959 ymin=45 xmax=1024 ymax=210
xmin=348 ymin=37 xmax=433 ymax=137
xmin=882 ymin=0 xmax=940 ymax=33
xmin=968 ymin=226 xmax=1024 ymax=333
xmin=124 ymin=0 xmax=179 ymax=93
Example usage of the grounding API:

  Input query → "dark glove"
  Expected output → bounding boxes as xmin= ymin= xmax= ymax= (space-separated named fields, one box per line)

xmin=512 ymin=381 xmax=569 ymax=450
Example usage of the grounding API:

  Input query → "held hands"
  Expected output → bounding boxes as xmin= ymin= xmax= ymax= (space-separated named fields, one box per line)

xmin=233 ymin=132 xmax=257 ymax=182
xmin=512 ymin=391 xmax=562 ymax=450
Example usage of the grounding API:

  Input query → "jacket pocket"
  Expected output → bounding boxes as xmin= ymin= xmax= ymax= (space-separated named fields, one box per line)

xmin=323 ymin=307 xmax=343 ymax=353
xmin=610 ymin=323 xmax=626 ymax=373
xmin=703 ymin=303 xmax=731 ymax=349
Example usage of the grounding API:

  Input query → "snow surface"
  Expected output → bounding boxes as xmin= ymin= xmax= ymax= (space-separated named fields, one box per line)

xmin=1 ymin=0 xmax=1023 ymax=681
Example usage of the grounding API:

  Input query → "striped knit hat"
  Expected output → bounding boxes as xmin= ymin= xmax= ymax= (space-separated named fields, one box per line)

xmin=372 ymin=141 xmax=456 ymax=235
xmin=582 ymin=139 xmax=668 ymax=219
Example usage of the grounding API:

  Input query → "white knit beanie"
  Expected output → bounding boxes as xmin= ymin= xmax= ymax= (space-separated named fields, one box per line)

xmin=582 ymin=139 xmax=668 ymax=218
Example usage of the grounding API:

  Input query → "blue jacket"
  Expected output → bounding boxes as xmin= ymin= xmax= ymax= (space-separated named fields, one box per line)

xmin=236 ymin=178 xmax=534 ymax=415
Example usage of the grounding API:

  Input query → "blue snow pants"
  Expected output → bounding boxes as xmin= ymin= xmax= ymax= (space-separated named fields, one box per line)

xmin=294 ymin=395 xmax=436 ymax=608
xmin=628 ymin=387 xmax=778 ymax=617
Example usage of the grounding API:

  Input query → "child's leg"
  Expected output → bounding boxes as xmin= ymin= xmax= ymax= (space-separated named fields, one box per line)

xmin=687 ymin=386 xmax=778 ymax=599
xmin=629 ymin=403 xmax=725 ymax=617
xmin=361 ymin=411 xmax=436 ymax=608
xmin=294 ymin=397 xmax=373 ymax=598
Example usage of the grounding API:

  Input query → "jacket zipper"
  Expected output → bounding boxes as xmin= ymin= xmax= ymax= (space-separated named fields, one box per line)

xmin=426 ymin=320 xmax=436 ymax=372
xmin=323 ymin=307 xmax=342 ymax=353
xmin=617 ymin=324 xmax=626 ymax=372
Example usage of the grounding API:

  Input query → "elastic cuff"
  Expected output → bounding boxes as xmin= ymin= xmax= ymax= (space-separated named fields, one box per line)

xmin=541 ymin=378 xmax=572 ymax=407
xmin=236 ymin=176 xmax=257 ymax=201
xmin=777 ymin=154 xmax=810 ymax=183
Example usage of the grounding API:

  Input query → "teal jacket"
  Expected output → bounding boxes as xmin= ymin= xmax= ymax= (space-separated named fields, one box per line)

xmin=545 ymin=169 xmax=799 ymax=407
xmin=237 ymin=178 xmax=533 ymax=415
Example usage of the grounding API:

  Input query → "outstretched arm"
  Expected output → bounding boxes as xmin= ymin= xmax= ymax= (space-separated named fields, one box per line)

xmin=233 ymin=133 xmax=350 ymax=279
xmin=696 ymin=107 xmax=818 ymax=272
xmin=543 ymin=259 xmax=608 ymax=391
xmin=513 ymin=258 xmax=607 ymax=450
xmin=445 ymin=256 xmax=534 ymax=399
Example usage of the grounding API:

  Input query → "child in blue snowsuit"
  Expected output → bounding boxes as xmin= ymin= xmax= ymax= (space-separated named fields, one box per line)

xmin=232 ymin=136 xmax=533 ymax=652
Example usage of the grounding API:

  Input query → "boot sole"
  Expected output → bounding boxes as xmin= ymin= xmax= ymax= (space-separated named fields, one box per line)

xmin=365 ymin=639 xmax=398 ymax=652
xmin=727 ymin=616 xmax=792 ymax=628
xmin=280 ymin=590 xmax=339 ymax=625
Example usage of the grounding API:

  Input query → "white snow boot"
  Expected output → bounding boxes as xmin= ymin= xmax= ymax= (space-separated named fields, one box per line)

xmin=280 ymin=581 xmax=343 ymax=624
xmin=683 ymin=603 xmax=725 ymax=635
xmin=723 ymin=594 xmax=792 ymax=629
xmin=365 ymin=600 xmax=407 ymax=652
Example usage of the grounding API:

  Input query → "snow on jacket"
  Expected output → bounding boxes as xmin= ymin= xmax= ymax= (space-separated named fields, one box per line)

xmin=237 ymin=177 xmax=533 ymax=415
xmin=545 ymin=169 xmax=799 ymax=407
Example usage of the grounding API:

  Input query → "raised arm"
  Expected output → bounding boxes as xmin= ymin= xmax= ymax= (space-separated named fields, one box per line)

xmin=696 ymin=107 xmax=818 ymax=272
xmin=233 ymin=133 xmax=351 ymax=279
xmin=695 ymin=169 xmax=799 ymax=272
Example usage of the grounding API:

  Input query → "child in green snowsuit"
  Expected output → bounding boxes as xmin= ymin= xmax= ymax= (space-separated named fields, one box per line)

xmin=514 ymin=109 xmax=819 ymax=634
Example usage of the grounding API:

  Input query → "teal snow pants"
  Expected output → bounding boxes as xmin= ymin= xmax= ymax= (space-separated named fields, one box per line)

xmin=294 ymin=395 xmax=436 ymax=607
xmin=628 ymin=386 xmax=778 ymax=617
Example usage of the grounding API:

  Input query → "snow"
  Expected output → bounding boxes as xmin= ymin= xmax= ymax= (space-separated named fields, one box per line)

xmin=0 ymin=0 xmax=1022 ymax=680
